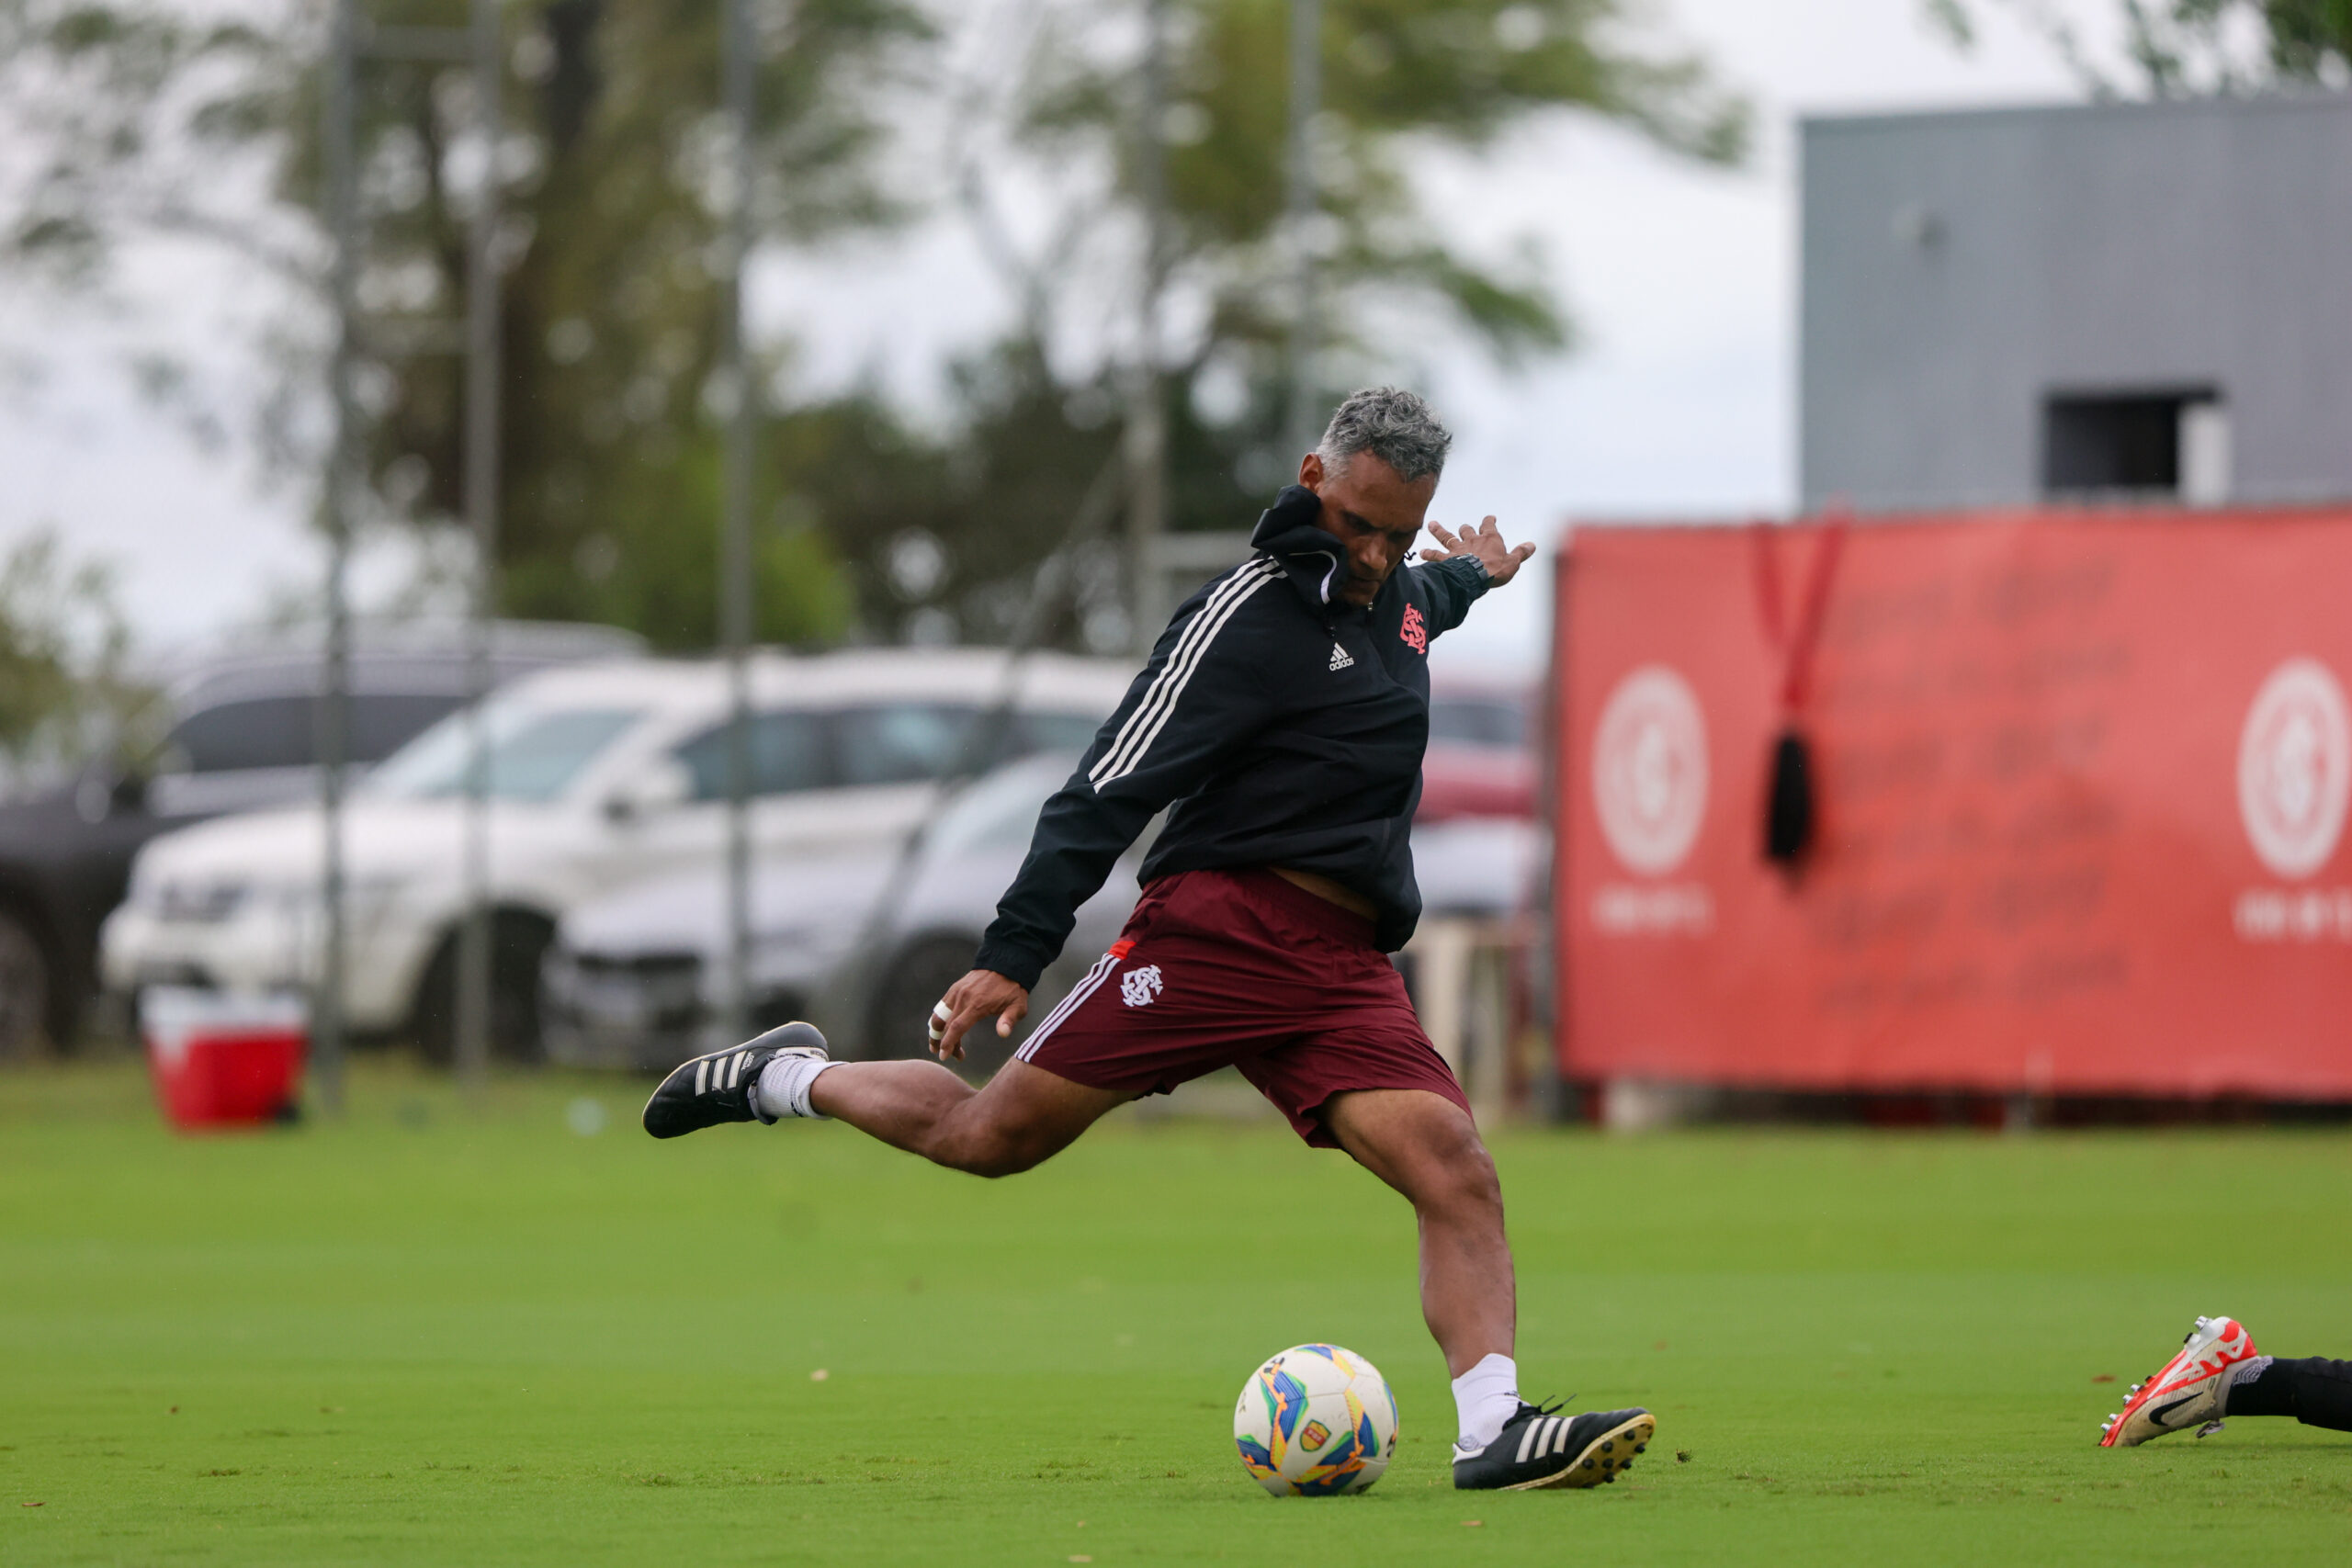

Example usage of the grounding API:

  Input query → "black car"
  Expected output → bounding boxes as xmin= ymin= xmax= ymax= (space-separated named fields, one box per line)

xmin=0 ymin=620 xmax=640 ymax=1056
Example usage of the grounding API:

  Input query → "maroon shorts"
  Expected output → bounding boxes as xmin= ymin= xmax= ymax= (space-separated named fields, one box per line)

xmin=1012 ymin=867 xmax=1469 ymax=1147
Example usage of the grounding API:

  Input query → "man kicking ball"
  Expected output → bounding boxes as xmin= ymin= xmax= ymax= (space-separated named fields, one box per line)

xmin=644 ymin=387 xmax=1652 ymax=1492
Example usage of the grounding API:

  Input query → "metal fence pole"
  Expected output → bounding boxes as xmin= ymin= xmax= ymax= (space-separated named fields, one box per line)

xmin=455 ymin=0 xmax=503 ymax=1083
xmin=1125 ymin=0 xmax=1170 ymax=653
xmin=1283 ymin=0 xmax=1321 ymax=461
xmin=718 ymin=0 xmax=757 ymax=1044
xmin=313 ymin=0 xmax=359 ymax=1115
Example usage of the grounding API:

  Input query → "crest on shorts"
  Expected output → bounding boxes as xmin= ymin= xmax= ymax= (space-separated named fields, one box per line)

xmin=1120 ymin=964 xmax=1165 ymax=1008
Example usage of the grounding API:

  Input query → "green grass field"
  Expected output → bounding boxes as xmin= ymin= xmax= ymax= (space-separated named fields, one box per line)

xmin=4 ymin=1061 xmax=2348 ymax=1565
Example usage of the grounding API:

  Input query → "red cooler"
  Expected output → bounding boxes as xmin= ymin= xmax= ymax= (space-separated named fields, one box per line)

xmin=142 ymin=988 xmax=308 ymax=1130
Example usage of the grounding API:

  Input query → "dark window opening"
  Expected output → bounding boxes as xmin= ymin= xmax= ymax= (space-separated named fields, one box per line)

xmin=346 ymin=694 xmax=469 ymax=763
xmin=164 ymin=693 xmax=465 ymax=773
xmin=2042 ymin=389 xmax=2219 ymax=495
xmin=672 ymin=710 xmax=831 ymax=801
xmin=835 ymin=703 xmax=984 ymax=787
xmin=669 ymin=702 xmax=1108 ymax=801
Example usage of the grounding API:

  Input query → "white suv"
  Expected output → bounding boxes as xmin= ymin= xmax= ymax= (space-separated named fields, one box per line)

xmin=99 ymin=649 xmax=1131 ymax=1059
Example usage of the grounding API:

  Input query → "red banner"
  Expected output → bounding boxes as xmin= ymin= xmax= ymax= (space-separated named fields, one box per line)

xmin=1553 ymin=507 xmax=2352 ymax=1098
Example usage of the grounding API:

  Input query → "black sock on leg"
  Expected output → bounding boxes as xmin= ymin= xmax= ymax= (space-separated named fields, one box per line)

xmin=2229 ymin=1358 xmax=2352 ymax=1431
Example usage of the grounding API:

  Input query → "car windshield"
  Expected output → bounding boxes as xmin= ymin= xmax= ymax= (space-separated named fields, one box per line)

xmin=368 ymin=699 xmax=644 ymax=803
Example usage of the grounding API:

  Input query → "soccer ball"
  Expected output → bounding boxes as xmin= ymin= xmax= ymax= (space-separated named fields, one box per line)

xmin=1232 ymin=1343 xmax=1398 ymax=1496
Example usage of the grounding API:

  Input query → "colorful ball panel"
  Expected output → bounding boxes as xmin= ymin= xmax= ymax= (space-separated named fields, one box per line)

xmin=1231 ymin=1343 xmax=1398 ymax=1496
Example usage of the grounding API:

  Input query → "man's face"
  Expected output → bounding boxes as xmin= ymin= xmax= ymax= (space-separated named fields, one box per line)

xmin=1298 ymin=449 xmax=1438 ymax=607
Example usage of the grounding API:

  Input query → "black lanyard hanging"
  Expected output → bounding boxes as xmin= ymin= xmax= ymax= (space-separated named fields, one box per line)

xmin=1751 ymin=512 xmax=1849 ymax=871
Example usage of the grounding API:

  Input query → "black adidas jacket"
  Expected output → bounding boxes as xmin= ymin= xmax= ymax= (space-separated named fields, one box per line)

xmin=972 ymin=484 xmax=1494 ymax=989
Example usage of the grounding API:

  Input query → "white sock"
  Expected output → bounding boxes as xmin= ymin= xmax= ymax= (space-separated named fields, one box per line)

xmin=1452 ymin=1353 xmax=1521 ymax=1450
xmin=752 ymin=1055 xmax=836 ymax=1122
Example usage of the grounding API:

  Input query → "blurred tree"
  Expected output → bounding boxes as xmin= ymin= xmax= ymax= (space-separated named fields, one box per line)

xmin=1925 ymin=1 xmax=2352 ymax=96
xmin=0 ymin=532 xmax=146 ymax=787
xmin=1 ymin=0 xmax=1744 ymax=654
xmin=867 ymin=0 xmax=1750 ymax=648
xmin=0 ymin=0 xmax=930 ymax=649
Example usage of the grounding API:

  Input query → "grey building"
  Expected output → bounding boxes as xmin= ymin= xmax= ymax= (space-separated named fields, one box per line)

xmin=1801 ymin=92 xmax=2352 ymax=513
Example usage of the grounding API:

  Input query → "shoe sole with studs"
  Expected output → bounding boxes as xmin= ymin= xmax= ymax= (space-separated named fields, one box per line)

xmin=1510 ymin=1412 xmax=1655 ymax=1491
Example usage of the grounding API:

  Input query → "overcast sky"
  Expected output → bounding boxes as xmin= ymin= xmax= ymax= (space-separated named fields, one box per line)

xmin=0 ymin=0 xmax=2129 ymax=673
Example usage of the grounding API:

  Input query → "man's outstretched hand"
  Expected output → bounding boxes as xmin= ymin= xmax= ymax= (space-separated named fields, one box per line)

xmin=930 ymin=968 xmax=1030 ymax=1061
xmin=1425 ymin=516 xmax=1537 ymax=587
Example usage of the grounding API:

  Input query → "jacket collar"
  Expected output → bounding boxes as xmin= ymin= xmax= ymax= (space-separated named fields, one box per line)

xmin=1249 ymin=484 xmax=1396 ymax=617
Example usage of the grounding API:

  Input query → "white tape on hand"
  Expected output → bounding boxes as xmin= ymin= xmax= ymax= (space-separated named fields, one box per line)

xmin=928 ymin=999 xmax=952 ymax=1043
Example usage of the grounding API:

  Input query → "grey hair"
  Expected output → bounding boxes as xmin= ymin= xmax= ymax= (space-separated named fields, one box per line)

xmin=1314 ymin=387 xmax=1452 ymax=483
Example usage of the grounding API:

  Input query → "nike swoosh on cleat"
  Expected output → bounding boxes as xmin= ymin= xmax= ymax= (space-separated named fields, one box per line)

xmin=2147 ymin=1395 xmax=2199 ymax=1427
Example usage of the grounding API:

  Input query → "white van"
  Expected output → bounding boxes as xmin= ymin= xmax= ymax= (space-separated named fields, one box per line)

xmin=99 ymin=649 xmax=1131 ymax=1059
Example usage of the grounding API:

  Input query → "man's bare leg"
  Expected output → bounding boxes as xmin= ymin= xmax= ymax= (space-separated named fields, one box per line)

xmin=1319 ymin=1088 xmax=1515 ymax=1377
xmin=808 ymin=1058 xmax=1128 ymax=1179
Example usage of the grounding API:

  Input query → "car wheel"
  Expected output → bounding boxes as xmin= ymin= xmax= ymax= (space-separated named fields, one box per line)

xmin=868 ymin=934 xmax=998 ymax=1079
xmin=0 ymin=908 xmax=51 ymax=1062
xmin=413 ymin=911 xmax=555 ymax=1067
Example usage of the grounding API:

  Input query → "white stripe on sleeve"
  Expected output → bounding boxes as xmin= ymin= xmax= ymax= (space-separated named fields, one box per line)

xmin=1091 ymin=561 xmax=1280 ymax=788
xmin=1088 ymin=559 xmax=1279 ymax=788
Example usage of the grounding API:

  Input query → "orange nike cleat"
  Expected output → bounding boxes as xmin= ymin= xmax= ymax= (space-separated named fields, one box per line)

xmin=2099 ymin=1315 xmax=2261 ymax=1448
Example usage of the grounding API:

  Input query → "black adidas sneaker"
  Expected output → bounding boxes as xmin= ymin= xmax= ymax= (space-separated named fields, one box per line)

xmin=1453 ymin=1402 xmax=1655 ymax=1491
xmin=641 ymin=1021 xmax=828 ymax=1139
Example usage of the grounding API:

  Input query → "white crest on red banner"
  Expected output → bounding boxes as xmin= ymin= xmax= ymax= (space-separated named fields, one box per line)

xmin=1592 ymin=664 xmax=1710 ymax=877
xmin=2238 ymin=657 xmax=2351 ymax=880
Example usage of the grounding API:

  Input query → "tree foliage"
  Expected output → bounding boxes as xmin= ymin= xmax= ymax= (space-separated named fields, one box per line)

xmin=419 ymin=0 xmax=931 ymax=647
xmin=1012 ymin=0 xmax=1743 ymax=361
xmin=1 ymin=0 xmax=1745 ymax=652
xmin=0 ymin=531 xmax=144 ymax=786
xmin=1 ymin=0 xmax=930 ymax=649
xmin=1926 ymin=0 xmax=2352 ymax=96
xmin=876 ymin=0 xmax=1747 ymax=648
